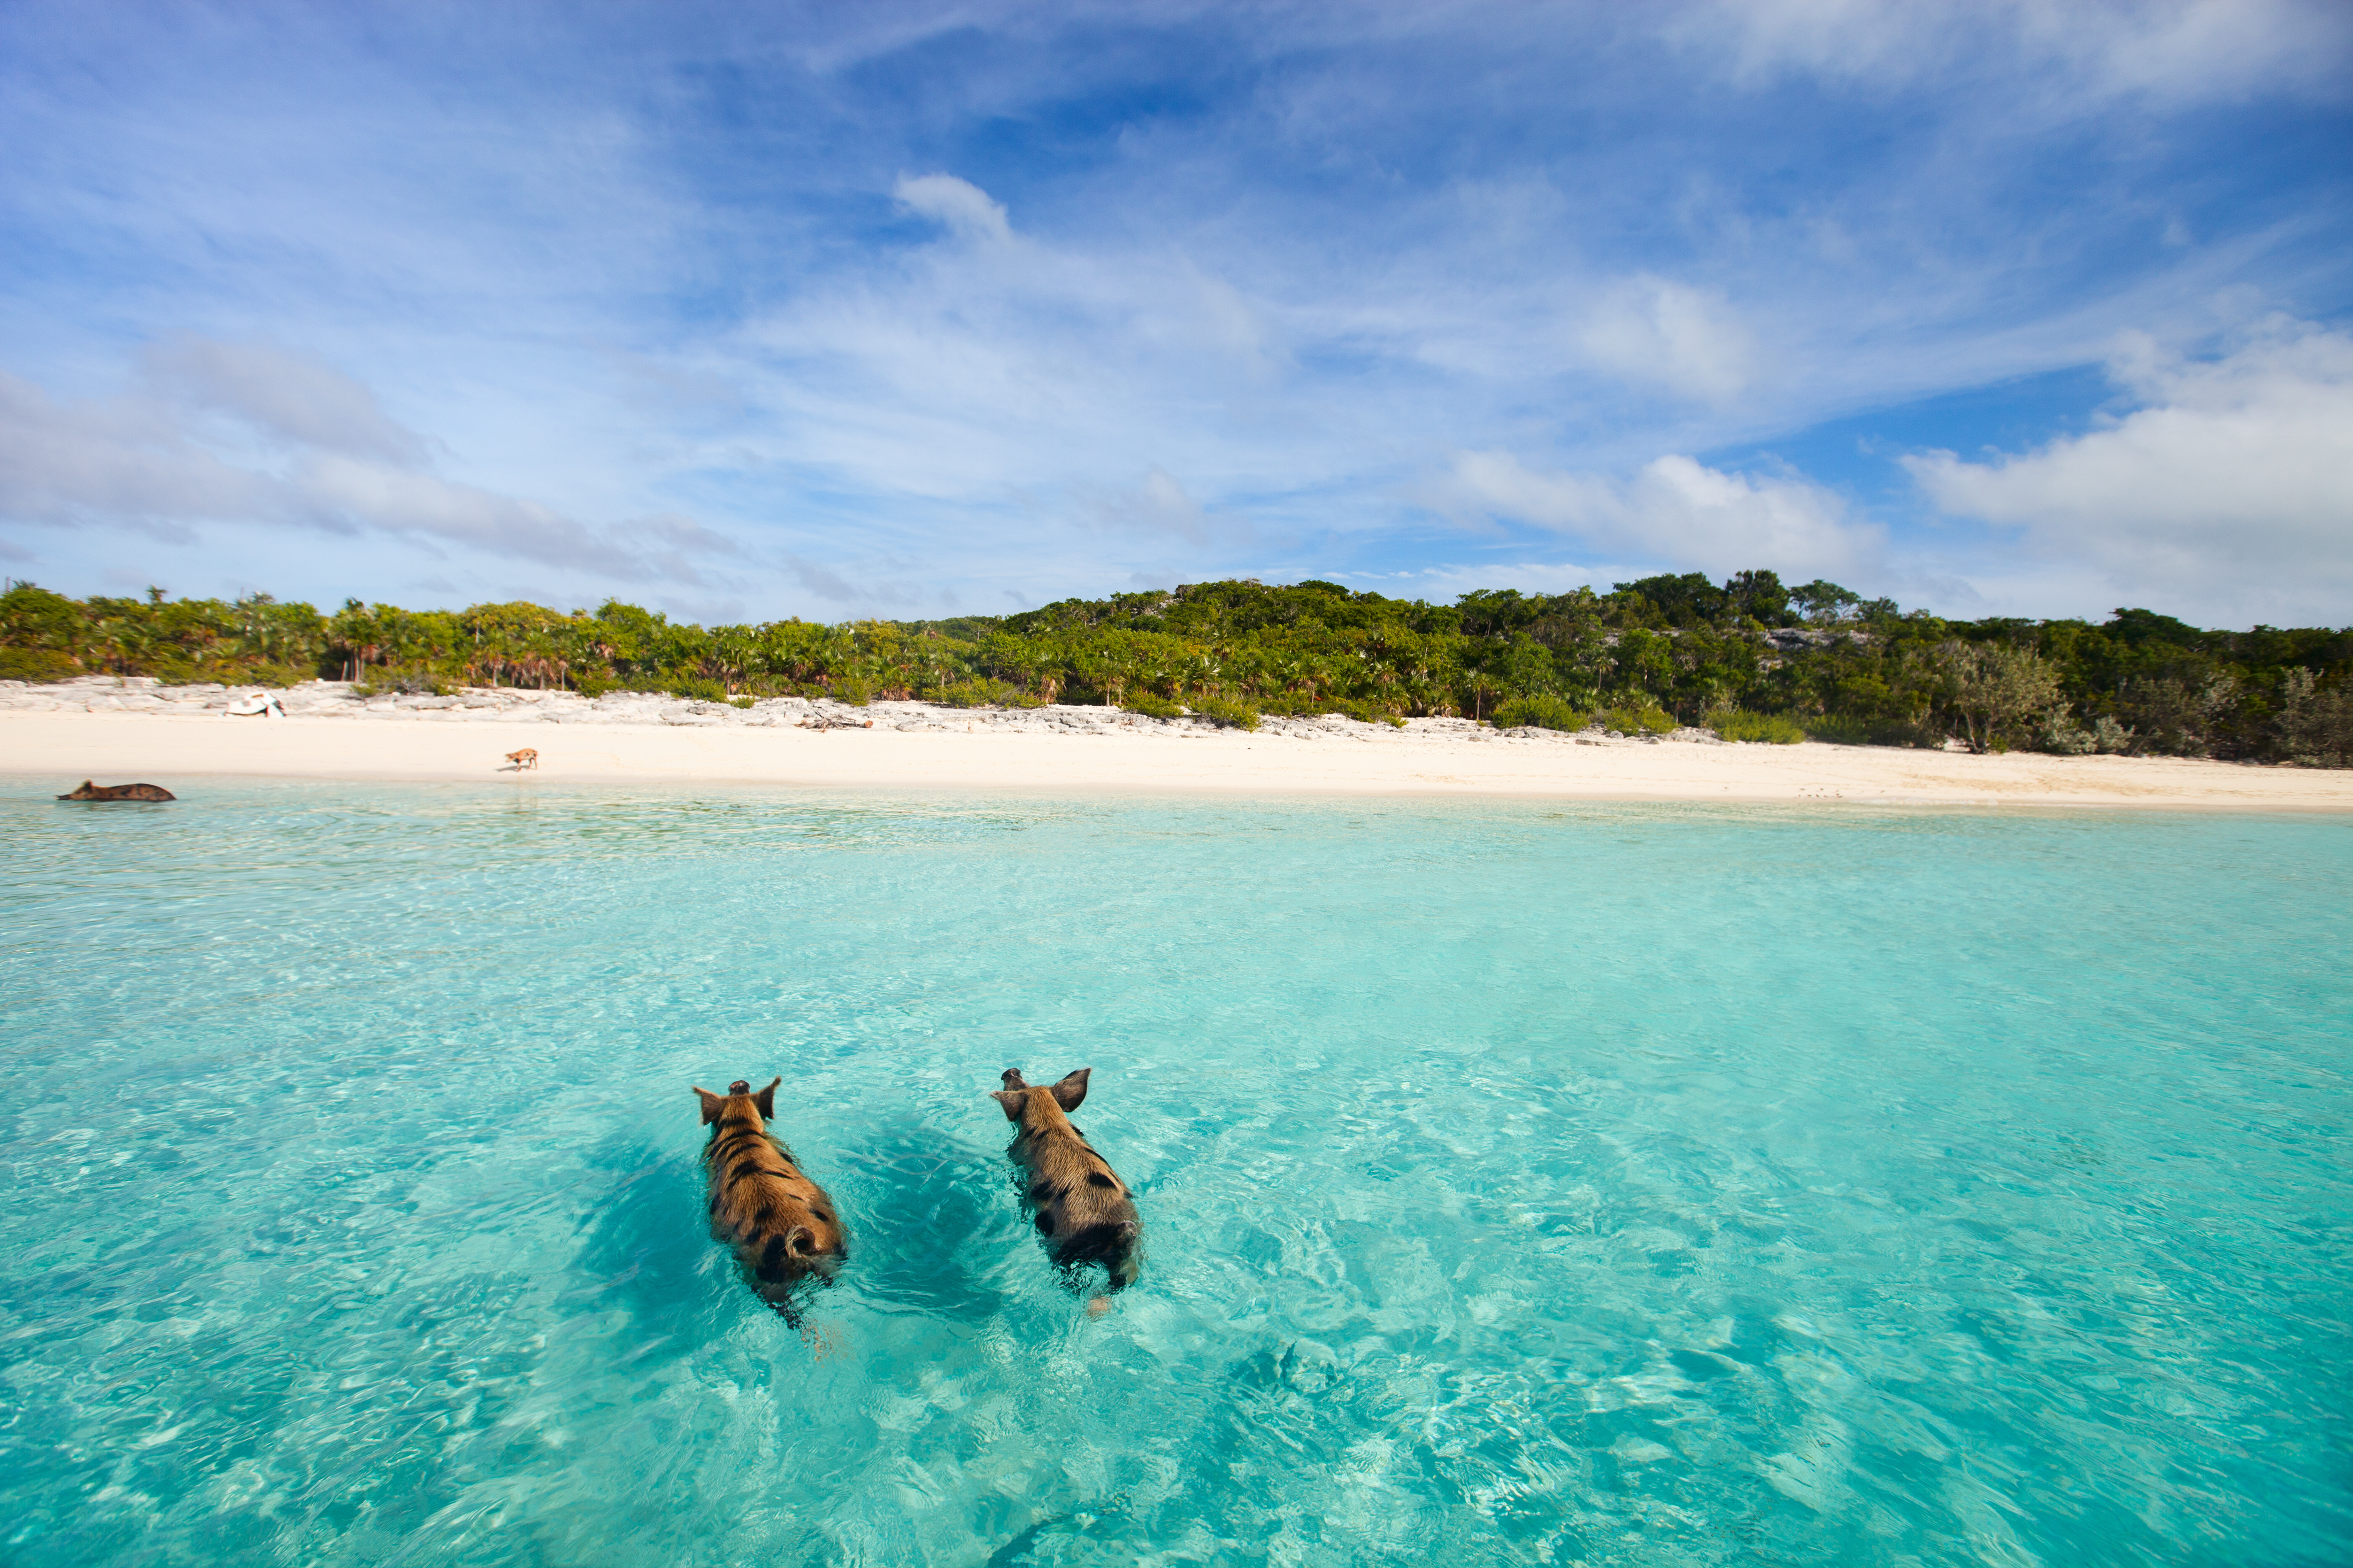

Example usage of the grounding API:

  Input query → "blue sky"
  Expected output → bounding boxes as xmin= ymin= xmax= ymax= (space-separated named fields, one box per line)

xmin=3 ymin=1 xmax=2349 ymax=627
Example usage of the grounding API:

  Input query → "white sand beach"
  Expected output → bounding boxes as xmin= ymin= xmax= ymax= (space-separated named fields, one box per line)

xmin=4 ymin=676 xmax=2349 ymax=809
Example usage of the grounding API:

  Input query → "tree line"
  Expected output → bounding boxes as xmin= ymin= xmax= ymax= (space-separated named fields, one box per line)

xmin=3 ymin=572 xmax=2347 ymax=765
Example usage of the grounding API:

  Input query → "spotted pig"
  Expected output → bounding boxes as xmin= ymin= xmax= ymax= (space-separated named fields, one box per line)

xmin=991 ymin=1067 xmax=1143 ymax=1293
xmin=691 ymin=1076 xmax=848 ymax=1317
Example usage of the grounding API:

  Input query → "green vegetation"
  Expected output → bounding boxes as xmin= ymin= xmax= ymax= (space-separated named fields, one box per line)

xmin=1120 ymin=693 xmax=1186 ymax=721
xmin=1493 ymin=694 xmax=1589 ymax=731
xmin=5 ymin=573 xmax=2349 ymax=764
xmin=1602 ymin=702 xmax=1678 ymax=737
xmin=1187 ymin=694 xmax=1262 ymax=731
xmin=935 ymin=677 xmax=1039 ymax=709
xmin=1708 ymin=709 xmax=1807 ymax=745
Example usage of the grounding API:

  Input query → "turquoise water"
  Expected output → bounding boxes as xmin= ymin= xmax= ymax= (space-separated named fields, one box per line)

xmin=2 ymin=784 xmax=2349 ymax=1567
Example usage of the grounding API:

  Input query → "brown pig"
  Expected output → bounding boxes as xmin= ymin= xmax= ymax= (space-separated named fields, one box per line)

xmin=990 ymin=1068 xmax=1143 ymax=1292
xmin=691 ymin=1076 xmax=848 ymax=1316
xmin=58 ymin=781 xmax=175 ymax=801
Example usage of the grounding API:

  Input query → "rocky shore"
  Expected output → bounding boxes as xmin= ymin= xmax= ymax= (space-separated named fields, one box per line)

xmin=0 ymin=675 xmax=1726 ymax=748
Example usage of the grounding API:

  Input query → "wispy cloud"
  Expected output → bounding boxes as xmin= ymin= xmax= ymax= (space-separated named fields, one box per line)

xmin=1577 ymin=278 xmax=1758 ymax=405
xmin=0 ymin=343 xmax=741 ymax=585
xmin=142 ymin=336 xmax=428 ymax=465
xmin=1420 ymin=449 xmax=1881 ymax=584
xmin=894 ymin=173 xmax=1014 ymax=245
xmin=0 ymin=1 xmax=2346 ymax=622
xmin=1680 ymin=0 xmax=2353 ymax=101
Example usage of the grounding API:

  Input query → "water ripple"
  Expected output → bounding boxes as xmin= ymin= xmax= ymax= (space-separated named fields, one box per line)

xmin=3 ymin=784 xmax=2348 ymax=1565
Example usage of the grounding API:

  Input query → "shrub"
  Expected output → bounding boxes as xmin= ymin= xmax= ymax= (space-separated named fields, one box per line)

xmin=2027 ymin=710 xmax=2133 ymax=755
xmin=142 ymin=657 xmax=206 ymax=686
xmin=667 ymin=676 xmax=728 ymax=703
xmin=1493 ymin=694 xmax=1589 ymax=731
xmin=355 ymin=679 xmax=450 ymax=697
xmin=1602 ymin=703 xmax=1677 ymax=736
xmin=2086 ymin=715 xmax=2135 ymax=754
xmin=1190 ymin=694 xmax=1262 ymax=731
xmin=355 ymin=672 xmax=440 ymax=697
xmin=1801 ymin=715 xmax=1871 ymax=746
xmin=0 ymin=649 xmax=79 ymax=682
xmin=1316 ymin=697 xmax=1403 ymax=726
xmin=730 ymin=695 xmax=756 ymax=710
xmin=935 ymin=678 xmax=1039 ymax=709
xmin=1803 ymin=715 xmax=1944 ymax=748
xmin=1708 ymin=709 xmax=1806 ymax=744
xmin=1935 ymin=640 xmax=2064 ymax=754
xmin=573 ymin=673 xmax=624 ymax=698
xmin=2274 ymin=668 xmax=2352 ymax=768
xmin=220 ymin=661 xmax=316 ymax=691
xmin=1122 ymin=693 xmax=1186 ymax=720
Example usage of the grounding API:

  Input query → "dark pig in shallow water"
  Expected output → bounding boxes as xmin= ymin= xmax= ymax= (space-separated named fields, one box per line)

xmin=57 ymin=780 xmax=175 ymax=801
xmin=691 ymin=1076 xmax=848 ymax=1317
xmin=991 ymin=1068 xmax=1142 ymax=1294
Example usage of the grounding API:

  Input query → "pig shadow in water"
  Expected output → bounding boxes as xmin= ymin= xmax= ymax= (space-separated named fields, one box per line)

xmin=830 ymin=1123 xmax=1023 ymax=1319
xmin=983 ymin=1496 xmax=1134 ymax=1567
xmin=569 ymin=1137 xmax=737 ymax=1342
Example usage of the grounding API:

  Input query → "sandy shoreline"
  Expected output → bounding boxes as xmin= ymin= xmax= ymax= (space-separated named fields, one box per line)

xmin=4 ymin=678 xmax=2348 ymax=810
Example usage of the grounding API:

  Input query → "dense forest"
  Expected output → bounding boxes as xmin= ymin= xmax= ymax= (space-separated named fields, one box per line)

xmin=4 ymin=572 xmax=2348 ymax=764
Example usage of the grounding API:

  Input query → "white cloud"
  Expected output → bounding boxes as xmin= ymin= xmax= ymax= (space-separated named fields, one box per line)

xmin=0 ymin=369 xmax=274 ymax=529
xmin=1341 ymin=560 xmax=1614 ymax=604
xmin=1686 ymin=0 xmax=2353 ymax=101
xmin=1577 ymin=277 xmax=1757 ymax=404
xmin=5 ymin=8 xmax=2344 ymax=622
xmin=732 ymin=176 xmax=1357 ymax=527
xmin=1085 ymin=466 xmax=1216 ymax=546
xmin=1906 ymin=318 xmax=2353 ymax=623
xmin=1690 ymin=0 xmax=1935 ymax=87
xmin=2032 ymin=0 xmax=2352 ymax=99
xmin=893 ymin=173 xmax=1013 ymax=245
xmin=0 ymin=343 xmax=739 ymax=585
xmin=1422 ymin=449 xmax=1881 ymax=581
xmin=142 ymin=336 xmax=426 ymax=465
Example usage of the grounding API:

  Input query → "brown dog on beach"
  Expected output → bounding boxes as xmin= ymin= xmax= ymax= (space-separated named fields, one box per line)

xmin=691 ymin=1077 xmax=847 ymax=1317
xmin=504 ymin=748 xmax=539 ymax=770
xmin=991 ymin=1068 xmax=1143 ymax=1296
xmin=57 ymin=781 xmax=175 ymax=801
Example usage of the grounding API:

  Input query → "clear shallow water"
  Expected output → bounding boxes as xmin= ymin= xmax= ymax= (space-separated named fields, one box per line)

xmin=2 ymin=784 xmax=2348 ymax=1568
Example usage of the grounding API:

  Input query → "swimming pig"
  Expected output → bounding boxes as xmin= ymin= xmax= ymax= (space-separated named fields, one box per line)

xmin=991 ymin=1068 xmax=1142 ymax=1293
xmin=691 ymin=1076 xmax=847 ymax=1316
xmin=57 ymin=780 xmax=175 ymax=801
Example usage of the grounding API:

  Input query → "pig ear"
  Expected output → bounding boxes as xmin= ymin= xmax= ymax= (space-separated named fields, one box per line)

xmin=753 ymin=1077 xmax=780 ymax=1119
xmin=988 ymin=1089 xmax=1025 ymax=1122
xmin=1001 ymin=1068 xmax=1029 ymax=1090
xmin=692 ymin=1086 xmax=726 ymax=1125
xmin=1049 ymin=1068 xmax=1091 ymax=1111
